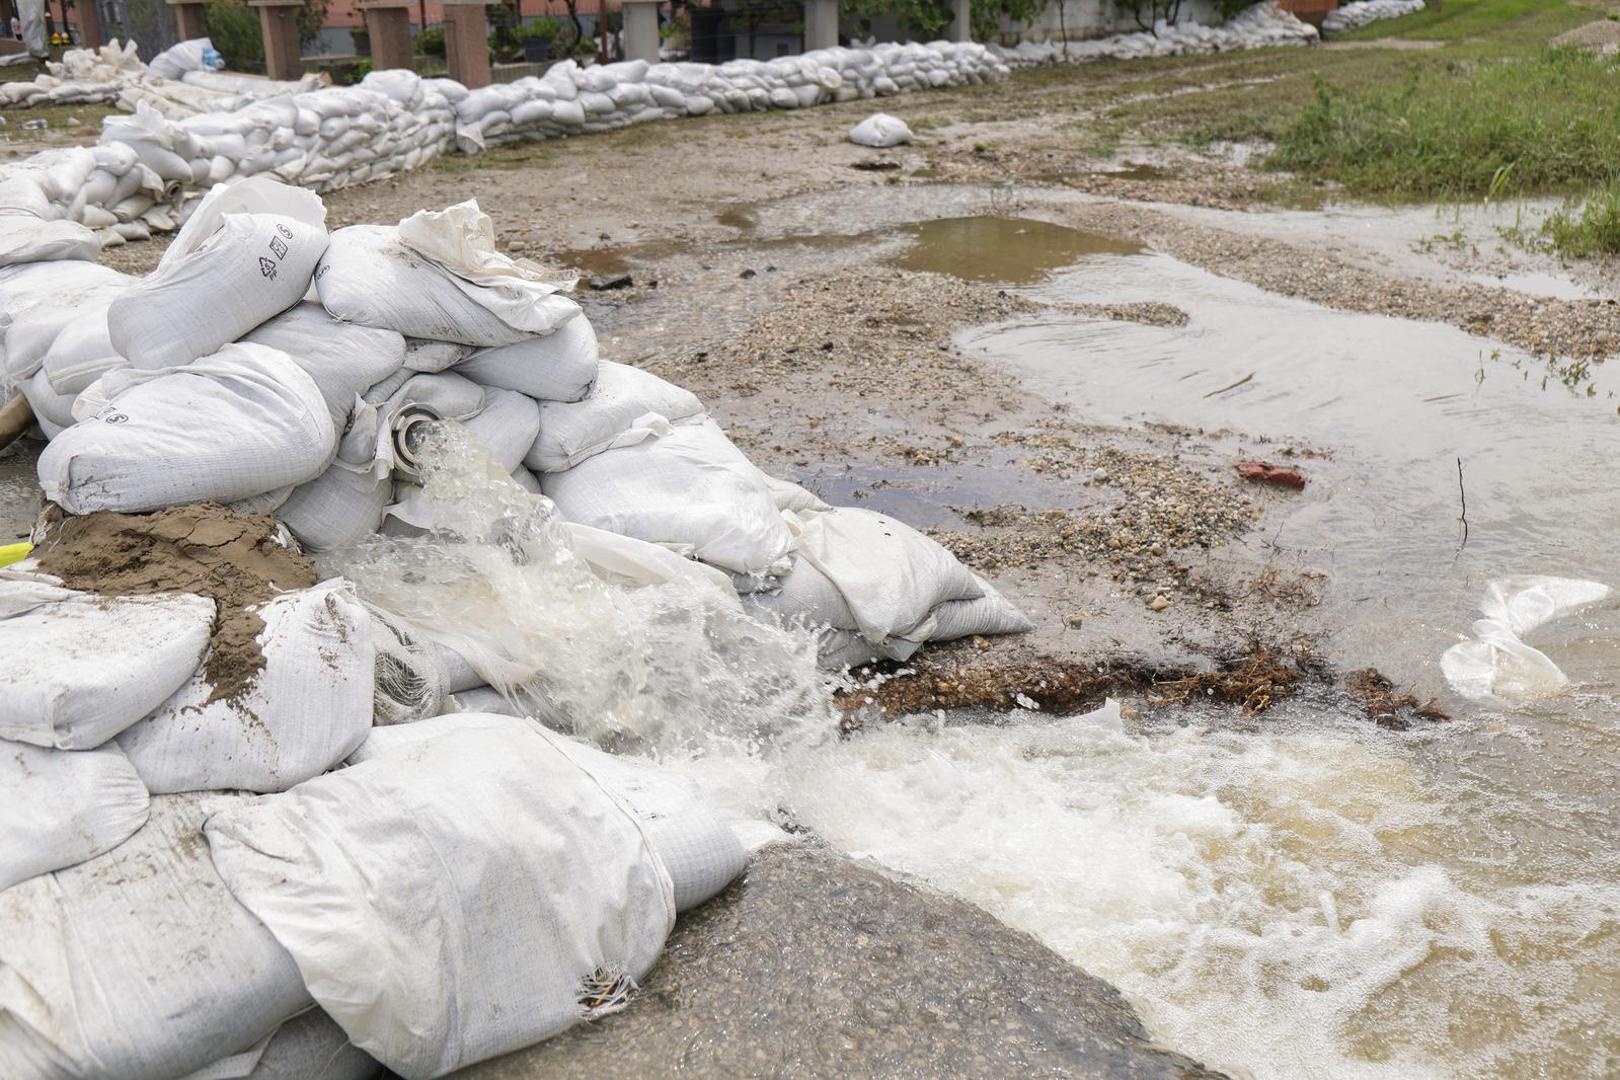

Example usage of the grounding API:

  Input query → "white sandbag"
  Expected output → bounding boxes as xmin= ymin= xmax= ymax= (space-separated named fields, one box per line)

xmin=849 ymin=112 xmax=913 ymax=147
xmin=39 ymin=305 xmax=125 ymax=397
xmin=241 ymin=302 xmax=406 ymax=427
xmin=524 ymin=360 xmax=703 ymax=472
xmin=0 ymin=740 xmax=149 ymax=892
xmin=180 ymin=1009 xmax=381 ymax=1080
xmin=364 ymin=602 xmax=448 ymax=726
xmin=160 ymin=175 xmax=327 ymax=270
xmin=454 ymin=314 xmax=598 ymax=402
xmin=41 ymin=343 xmax=335 ymax=514
xmin=511 ymin=464 xmax=542 ymax=493
xmin=1441 ymin=576 xmax=1612 ymax=701
xmin=764 ymin=473 xmax=830 ymax=514
xmin=461 ymin=387 xmax=541 ymax=472
xmin=316 ymin=222 xmax=576 ymax=347
xmin=565 ymin=520 xmax=740 ymax=603
xmin=276 ymin=403 xmax=391 ymax=551
xmin=926 ymin=574 xmax=1036 ymax=640
xmin=542 ymin=418 xmax=793 ymax=576
xmin=205 ymin=715 xmax=674 ymax=1079
xmin=401 ymin=338 xmax=473 ymax=373
xmin=3 ymin=265 xmax=130 ymax=387
xmin=0 ymin=574 xmax=215 ymax=749
xmin=445 ymin=685 xmax=523 ymax=717
xmin=147 ymin=37 xmax=225 ymax=81
xmin=791 ymin=506 xmax=984 ymax=643
xmin=117 ymin=580 xmax=375 ymax=794
xmin=22 ymin=369 xmax=75 ymax=438
xmin=0 ymin=216 xmax=99 ymax=268
xmin=0 ymin=793 xmax=314 ymax=1080
xmin=108 ymin=212 xmax=328 ymax=370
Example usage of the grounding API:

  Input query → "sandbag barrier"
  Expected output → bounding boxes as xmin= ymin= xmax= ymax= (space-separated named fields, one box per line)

xmin=1321 ymin=0 xmax=1426 ymax=35
xmin=986 ymin=1 xmax=1321 ymax=66
xmin=0 ymin=183 xmax=1033 ymax=1077
xmin=0 ymin=40 xmax=1007 ymax=260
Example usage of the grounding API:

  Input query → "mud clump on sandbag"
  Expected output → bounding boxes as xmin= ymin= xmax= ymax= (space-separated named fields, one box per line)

xmin=34 ymin=502 xmax=318 ymax=704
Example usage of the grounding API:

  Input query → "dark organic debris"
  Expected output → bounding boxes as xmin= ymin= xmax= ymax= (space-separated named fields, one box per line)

xmin=1344 ymin=668 xmax=1450 ymax=730
xmin=838 ymin=653 xmax=1176 ymax=720
xmin=1235 ymin=460 xmax=1306 ymax=491
xmin=1151 ymin=642 xmax=1317 ymax=714
xmin=851 ymin=160 xmax=902 ymax=172
xmin=587 ymin=273 xmax=634 ymax=291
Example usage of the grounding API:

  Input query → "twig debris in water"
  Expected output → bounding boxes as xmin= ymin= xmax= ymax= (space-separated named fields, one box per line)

xmin=1204 ymin=372 xmax=1255 ymax=398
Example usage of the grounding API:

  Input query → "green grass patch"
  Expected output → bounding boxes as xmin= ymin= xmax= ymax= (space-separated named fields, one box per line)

xmin=1268 ymin=48 xmax=1620 ymax=198
xmin=1540 ymin=182 xmax=1620 ymax=257
xmin=1334 ymin=0 xmax=1591 ymax=44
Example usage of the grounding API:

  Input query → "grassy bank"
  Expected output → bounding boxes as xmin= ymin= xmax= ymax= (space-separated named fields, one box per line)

xmin=1268 ymin=47 xmax=1620 ymax=199
xmin=1333 ymin=0 xmax=1592 ymax=44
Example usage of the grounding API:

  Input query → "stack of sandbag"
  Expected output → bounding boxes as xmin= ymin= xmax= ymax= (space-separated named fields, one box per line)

xmin=0 ymin=39 xmax=142 ymax=107
xmin=990 ymin=2 xmax=1317 ymax=67
xmin=452 ymin=42 xmax=1008 ymax=150
xmin=272 ymin=197 xmax=583 ymax=545
xmin=1322 ymin=0 xmax=1425 ymax=34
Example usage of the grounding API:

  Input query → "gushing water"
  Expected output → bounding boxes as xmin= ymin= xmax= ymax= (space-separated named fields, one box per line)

xmin=318 ymin=422 xmax=839 ymax=761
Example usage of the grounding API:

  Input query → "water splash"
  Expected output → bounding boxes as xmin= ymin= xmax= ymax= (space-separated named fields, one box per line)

xmin=318 ymin=422 xmax=839 ymax=760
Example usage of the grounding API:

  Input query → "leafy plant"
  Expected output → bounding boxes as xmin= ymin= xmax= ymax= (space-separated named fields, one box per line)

xmin=415 ymin=26 xmax=445 ymax=57
xmin=204 ymin=0 xmax=263 ymax=71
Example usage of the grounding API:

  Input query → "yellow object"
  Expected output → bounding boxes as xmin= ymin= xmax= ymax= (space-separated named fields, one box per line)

xmin=0 ymin=542 xmax=31 ymax=568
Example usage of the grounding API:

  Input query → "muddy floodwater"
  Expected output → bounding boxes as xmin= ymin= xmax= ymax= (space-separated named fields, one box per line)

xmin=792 ymin=225 xmax=1620 ymax=1078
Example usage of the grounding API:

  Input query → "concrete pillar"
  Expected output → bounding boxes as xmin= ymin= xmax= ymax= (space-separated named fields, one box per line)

xmin=75 ymin=0 xmax=102 ymax=47
xmin=166 ymin=0 xmax=208 ymax=41
xmin=251 ymin=0 xmax=304 ymax=80
xmin=441 ymin=0 xmax=492 ymax=89
xmin=803 ymin=0 xmax=835 ymax=51
xmin=622 ymin=0 xmax=659 ymax=65
xmin=945 ymin=0 xmax=970 ymax=42
xmin=359 ymin=0 xmax=413 ymax=70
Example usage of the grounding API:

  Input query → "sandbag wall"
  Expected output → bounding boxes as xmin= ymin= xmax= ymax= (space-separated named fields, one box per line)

xmin=0 ymin=181 xmax=1031 ymax=1078
xmin=0 ymin=40 xmax=1007 ymax=260
xmin=988 ymin=1 xmax=1320 ymax=66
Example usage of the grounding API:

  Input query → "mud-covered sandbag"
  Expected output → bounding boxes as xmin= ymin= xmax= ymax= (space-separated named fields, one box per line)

xmin=0 ymin=793 xmax=314 ymax=1080
xmin=205 ymin=715 xmax=674 ymax=1079
xmin=315 ymin=221 xmax=576 ymax=347
xmin=455 ymin=315 xmax=598 ymax=402
xmin=525 ymin=360 xmax=704 ymax=472
xmin=108 ymin=213 xmax=328 ymax=370
xmin=542 ymin=418 xmax=792 ymax=576
xmin=117 ymin=580 xmax=374 ymax=794
xmin=276 ymin=402 xmax=392 ymax=552
xmin=0 ymin=574 xmax=215 ymax=749
xmin=40 ymin=343 xmax=335 ymax=514
xmin=0 ymin=740 xmax=149 ymax=892
xmin=241 ymin=302 xmax=406 ymax=428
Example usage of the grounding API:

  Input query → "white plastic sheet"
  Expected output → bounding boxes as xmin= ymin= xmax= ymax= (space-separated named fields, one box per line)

xmin=1440 ymin=576 xmax=1611 ymax=701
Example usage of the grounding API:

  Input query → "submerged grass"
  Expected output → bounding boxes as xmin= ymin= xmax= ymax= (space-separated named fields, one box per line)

xmin=1268 ymin=48 xmax=1620 ymax=199
xmin=1540 ymin=181 xmax=1620 ymax=257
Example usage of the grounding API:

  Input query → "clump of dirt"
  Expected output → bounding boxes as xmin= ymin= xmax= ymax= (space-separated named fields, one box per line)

xmin=34 ymin=502 xmax=317 ymax=704
xmin=1344 ymin=668 xmax=1449 ymax=730
xmin=1150 ymin=641 xmax=1320 ymax=714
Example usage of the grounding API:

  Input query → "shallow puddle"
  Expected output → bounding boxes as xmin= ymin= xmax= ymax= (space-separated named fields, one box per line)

xmin=887 ymin=216 xmax=1142 ymax=285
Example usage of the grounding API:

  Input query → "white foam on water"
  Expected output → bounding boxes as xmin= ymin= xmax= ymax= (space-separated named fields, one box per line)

xmin=319 ymin=422 xmax=841 ymax=762
xmin=784 ymin=702 xmax=1620 ymax=1079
